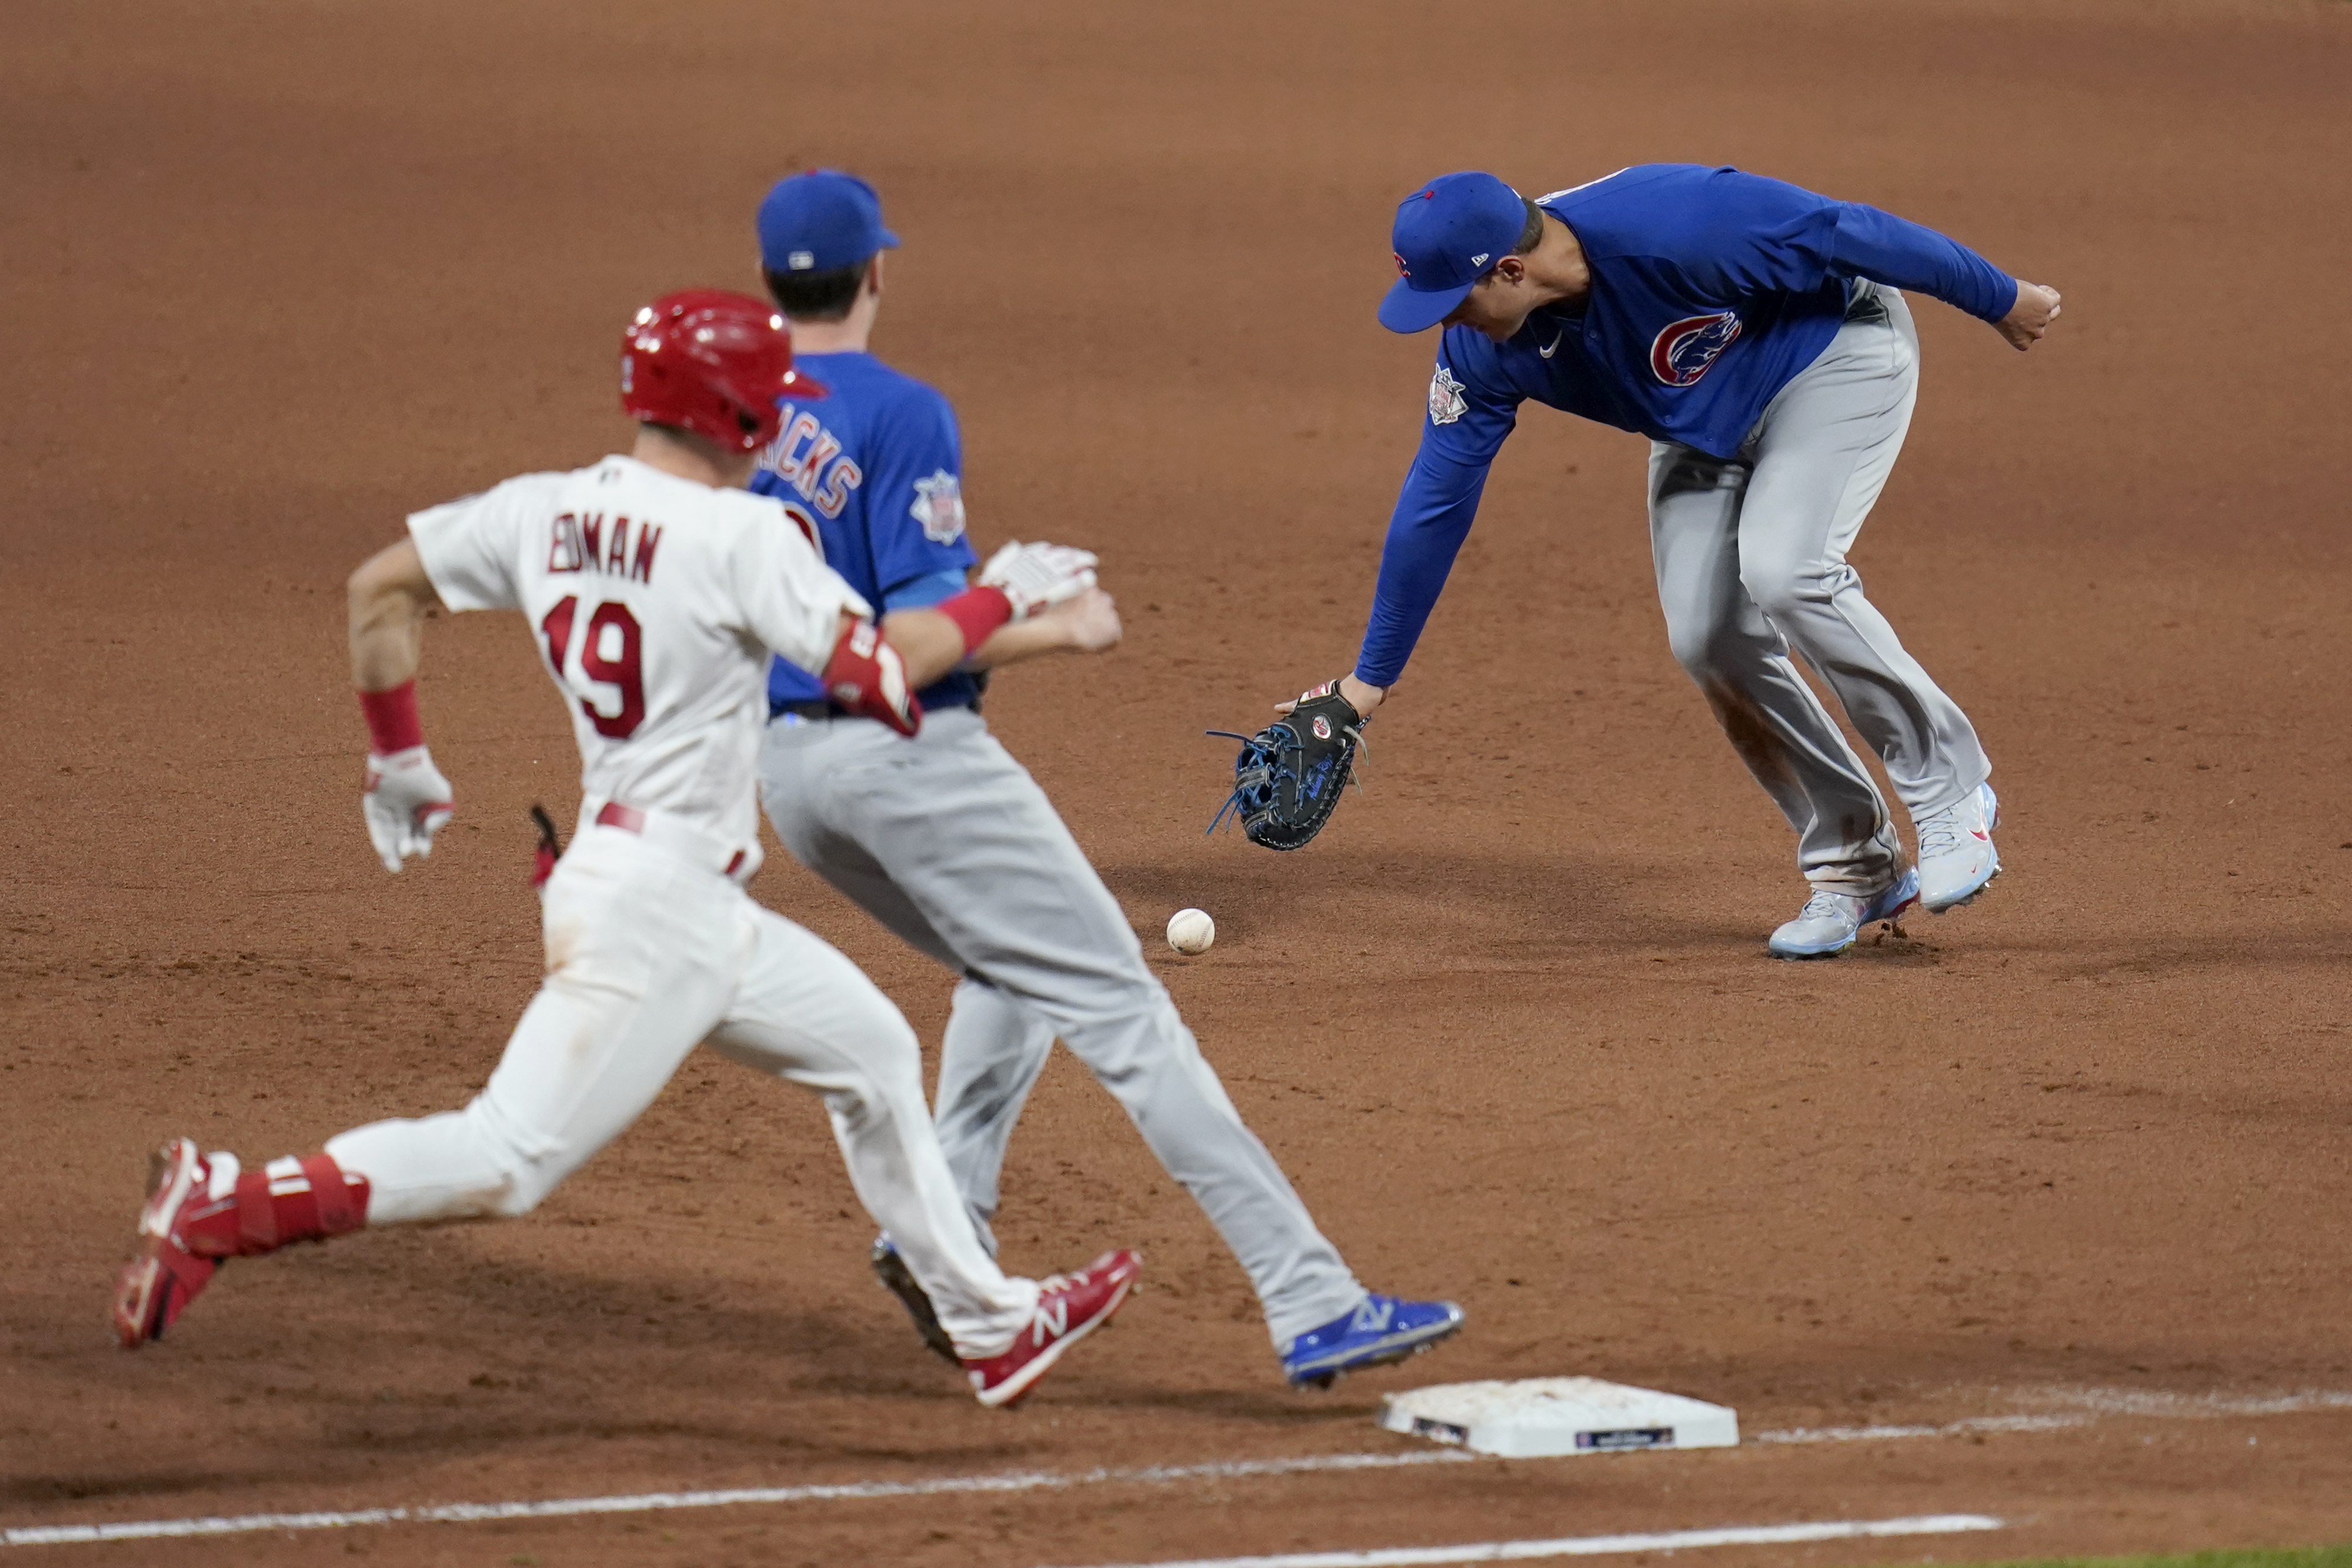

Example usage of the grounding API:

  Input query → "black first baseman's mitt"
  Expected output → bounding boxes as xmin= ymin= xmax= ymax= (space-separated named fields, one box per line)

xmin=1207 ymin=678 xmax=1369 ymax=851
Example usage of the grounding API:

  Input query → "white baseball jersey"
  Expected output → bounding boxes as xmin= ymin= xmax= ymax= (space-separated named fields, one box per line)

xmin=325 ymin=453 xmax=1044 ymax=1363
xmin=408 ymin=453 xmax=869 ymax=848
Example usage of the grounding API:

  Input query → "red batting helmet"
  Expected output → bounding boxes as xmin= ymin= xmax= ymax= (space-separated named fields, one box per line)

xmin=618 ymin=288 xmax=824 ymax=452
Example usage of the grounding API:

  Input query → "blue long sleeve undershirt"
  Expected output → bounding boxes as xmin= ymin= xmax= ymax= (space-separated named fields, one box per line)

xmin=1353 ymin=192 xmax=2017 ymax=690
xmin=1826 ymin=202 xmax=2018 ymax=323
xmin=1358 ymin=449 xmax=1492 ymax=688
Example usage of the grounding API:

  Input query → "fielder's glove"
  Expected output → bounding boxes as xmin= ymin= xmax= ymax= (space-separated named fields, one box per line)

xmin=1207 ymin=678 xmax=1367 ymax=852
xmin=362 ymin=745 xmax=453 ymax=872
xmin=978 ymin=541 xmax=1098 ymax=619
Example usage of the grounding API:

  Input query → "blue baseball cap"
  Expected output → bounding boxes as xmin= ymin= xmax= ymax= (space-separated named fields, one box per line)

xmin=756 ymin=169 xmax=901 ymax=276
xmin=1377 ymin=171 xmax=1530 ymax=333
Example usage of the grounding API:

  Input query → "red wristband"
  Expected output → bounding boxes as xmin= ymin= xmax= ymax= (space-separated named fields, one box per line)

xmin=934 ymin=586 xmax=1014 ymax=656
xmin=358 ymin=680 xmax=425 ymax=755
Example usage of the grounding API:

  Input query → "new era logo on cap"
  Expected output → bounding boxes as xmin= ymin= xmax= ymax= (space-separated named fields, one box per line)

xmin=788 ymin=250 xmax=815 ymax=271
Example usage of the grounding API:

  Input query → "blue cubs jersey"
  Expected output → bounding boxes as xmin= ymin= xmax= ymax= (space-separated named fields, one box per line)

xmin=1356 ymin=164 xmax=2018 ymax=688
xmin=752 ymin=349 xmax=979 ymax=712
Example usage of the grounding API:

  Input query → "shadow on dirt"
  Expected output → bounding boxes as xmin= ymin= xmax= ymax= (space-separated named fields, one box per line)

xmin=1095 ymin=843 xmax=1709 ymax=950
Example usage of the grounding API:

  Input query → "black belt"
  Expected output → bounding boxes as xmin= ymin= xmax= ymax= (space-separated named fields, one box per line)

xmin=775 ymin=696 xmax=973 ymax=722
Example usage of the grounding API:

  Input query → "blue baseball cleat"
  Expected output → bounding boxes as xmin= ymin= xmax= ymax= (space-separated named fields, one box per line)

xmin=1281 ymin=1293 xmax=1464 ymax=1388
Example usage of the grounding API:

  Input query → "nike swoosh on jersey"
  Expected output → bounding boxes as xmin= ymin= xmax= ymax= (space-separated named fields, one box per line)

xmin=1538 ymin=328 xmax=1565 ymax=359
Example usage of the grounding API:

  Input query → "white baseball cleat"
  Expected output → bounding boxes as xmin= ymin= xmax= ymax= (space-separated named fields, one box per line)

xmin=1916 ymin=782 xmax=2000 ymax=913
xmin=1767 ymin=869 xmax=1920 ymax=960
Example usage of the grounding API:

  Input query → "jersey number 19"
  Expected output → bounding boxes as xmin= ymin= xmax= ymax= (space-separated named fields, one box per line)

xmin=539 ymin=596 xmax=645 ymax=739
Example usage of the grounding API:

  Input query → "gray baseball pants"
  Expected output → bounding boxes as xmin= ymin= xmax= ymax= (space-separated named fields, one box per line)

xmin=1647 ymin=281 xmax=1991 ymax=894
xmin=758 ymin=706 xmax=1367 ymax=1349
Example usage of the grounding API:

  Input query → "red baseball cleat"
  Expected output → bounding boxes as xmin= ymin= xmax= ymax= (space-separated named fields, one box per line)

xmin=110 ymin=1139 xmax=368 ymax=1348
xmin=112 ymin=1139 xmax=219 ymax=1349
xmin=963 ymin=1249 xmax=1140 ymax=1408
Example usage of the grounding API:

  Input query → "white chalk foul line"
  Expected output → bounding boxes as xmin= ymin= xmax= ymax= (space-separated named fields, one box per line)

xmin=1750 ymin=1387 xmax=2352 ymax=1447
xmin=1 ymin=1451 xmax=1473 ymax=1548
xmin=1042 ymin=1514 xmax=2004 ymax=1568
xmin=1754 ymin=1413 xmax=2086 ymax=1445
xmin=8 ymin=1386 xmax=2347 ymax=1549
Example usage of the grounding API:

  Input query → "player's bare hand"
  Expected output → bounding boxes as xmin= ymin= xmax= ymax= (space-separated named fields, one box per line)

xmin=362 ymin=745 xmax=454 ymax=872
xmin=1040 ymin=586 xmax=1122 ymax=653
xmin=979 ymin=540 xmax=1099 ymax=619
xmin=1275 ymin=673 xmax=1387 ymax=720
xmin=1996 ymin=282 xmax=2061 ymax=351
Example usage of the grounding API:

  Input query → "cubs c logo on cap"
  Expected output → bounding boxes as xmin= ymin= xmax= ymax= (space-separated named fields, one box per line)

xmin=1649 ymin=311 xmax=1743 ymax=386
xmin=1393 ymin=252 xmax=1412 ymax=278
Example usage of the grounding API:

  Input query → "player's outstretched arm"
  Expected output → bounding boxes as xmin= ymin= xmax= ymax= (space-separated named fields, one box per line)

xmin=956 ymin=586 xmax=1122 ymax=673
xmin=348 ymin=539 xmax=454 ymax=873
xmin=869 ymin=541 xmax=1106 ymax=689
xmin=882 ymin=585 xmax=1120 ymax=687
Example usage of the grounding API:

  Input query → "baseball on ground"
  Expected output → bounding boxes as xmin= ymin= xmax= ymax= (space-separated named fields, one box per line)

xmin=1166 ymin=908 xmax=1215 ymax=955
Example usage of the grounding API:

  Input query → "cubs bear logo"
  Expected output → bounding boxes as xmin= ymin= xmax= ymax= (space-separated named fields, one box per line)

xmin=1427 ymin=363 xmax=1467 ymax=425
xmin=1649 ymin=311 xmax=1743 ymax=386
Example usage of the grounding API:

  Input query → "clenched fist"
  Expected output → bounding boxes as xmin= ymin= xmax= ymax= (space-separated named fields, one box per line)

xmin=1996 ymin=281 xmax=2062 ymax=351
xmin=1037 ymin=586 xmax=1123 ymax=652
xmin=362 ymin=745 xmax=453 ymax=872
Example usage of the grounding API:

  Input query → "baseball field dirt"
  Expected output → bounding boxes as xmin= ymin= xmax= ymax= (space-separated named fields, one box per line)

xmin=6 ymin=1 xmax=2351 ymax=1564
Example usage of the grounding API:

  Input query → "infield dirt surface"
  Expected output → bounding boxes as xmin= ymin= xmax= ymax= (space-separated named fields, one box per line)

xmin=6 ymin=2 xmax=2352 ymax=1564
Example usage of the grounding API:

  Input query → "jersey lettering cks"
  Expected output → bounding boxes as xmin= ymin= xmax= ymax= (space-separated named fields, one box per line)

xmin=408 ymin=454 xmax=871 ymax=847
xmin=752 ymin=350 xmax=980 ymax=713
xmin=1357 ymin=163 xmax=2019 ymax=688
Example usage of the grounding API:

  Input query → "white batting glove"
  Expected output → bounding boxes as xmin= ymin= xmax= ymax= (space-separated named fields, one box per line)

xmin=362 ymin=746 xmax=454 ymax=873
xmin=978 ymin=540 xmax=1099 ymax=620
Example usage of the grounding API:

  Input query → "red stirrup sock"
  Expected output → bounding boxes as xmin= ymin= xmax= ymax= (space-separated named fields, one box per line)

xmin=181 ymin=1152 xmax=372 ymax=1259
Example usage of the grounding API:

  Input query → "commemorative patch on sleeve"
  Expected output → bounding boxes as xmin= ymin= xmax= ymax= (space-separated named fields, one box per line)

xmin=1428 ymin=363 xmax=1467 ymax=426
xmin=910 ymin=471 xmax=967 ymax=544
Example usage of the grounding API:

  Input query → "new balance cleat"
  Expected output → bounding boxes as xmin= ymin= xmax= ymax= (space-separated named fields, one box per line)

xmin=1281 ymin=1293 xmax=1464 ymax=1389
xmin=1916 ymin=781 xmax=2000 ymax=912
xmin=1767 ymin=867 xmax=1920 ymax=960
xmin=963 ymin=1249 xmax=1139 ymax=1409
xmin=870 ymin=1234 xmax=959 ymax=1365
